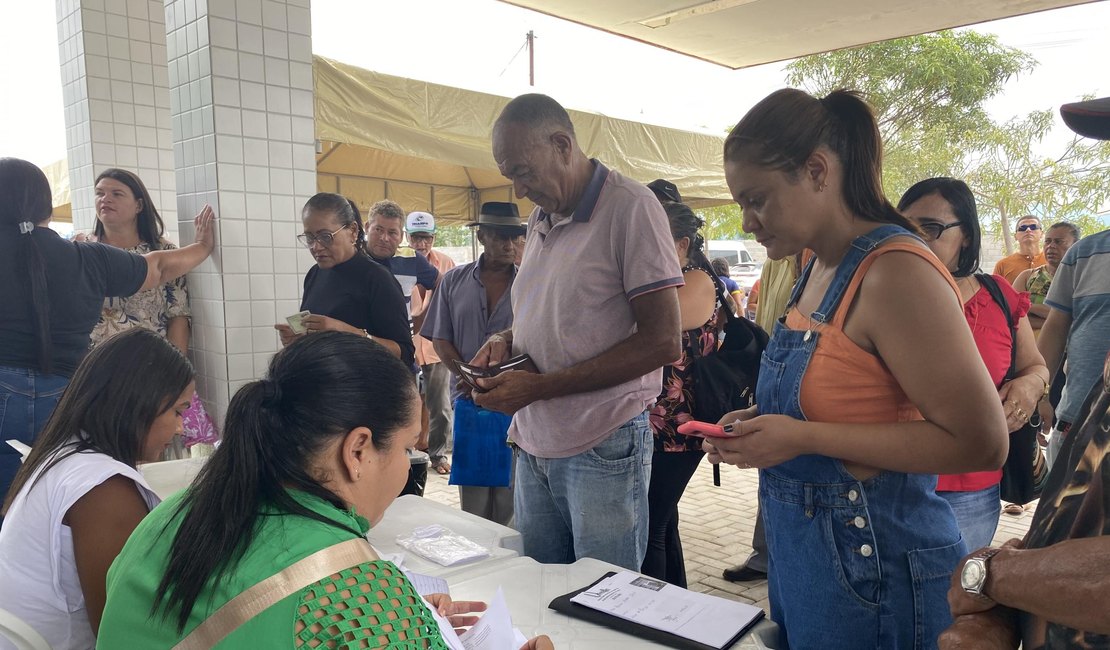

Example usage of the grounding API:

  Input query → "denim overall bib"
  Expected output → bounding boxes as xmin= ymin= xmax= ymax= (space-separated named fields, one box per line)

xmin=757 ymin=225 xmax=966 ymax=650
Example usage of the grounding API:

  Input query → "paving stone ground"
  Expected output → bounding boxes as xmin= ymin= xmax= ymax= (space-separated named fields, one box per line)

xmin=422 ymin=456 xmax=1034 ymax=613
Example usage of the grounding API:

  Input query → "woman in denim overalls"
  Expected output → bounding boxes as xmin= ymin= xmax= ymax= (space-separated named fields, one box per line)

xmin=708 ymin=89 xmax=1010 ymax=649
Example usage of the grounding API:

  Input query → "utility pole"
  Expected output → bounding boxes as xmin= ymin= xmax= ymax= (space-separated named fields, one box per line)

xmin=527 ymin=30 xmax=535 ymax=86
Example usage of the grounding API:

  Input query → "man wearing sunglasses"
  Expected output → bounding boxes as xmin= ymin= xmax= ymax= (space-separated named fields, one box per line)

xmin=993 ymin=215 xmax=1047 ymax=284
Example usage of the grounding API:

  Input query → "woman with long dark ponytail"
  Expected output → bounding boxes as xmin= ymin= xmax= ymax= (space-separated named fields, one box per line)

xmin=98 ymin=332 xmax=553 ymax=649
xmin=0 ymin=328 xmax=194 ymax=649
xmin=705 ymin=89 xmax=1009 ymax=648
xmin=0 ymin=158 xmax=214 ymax=516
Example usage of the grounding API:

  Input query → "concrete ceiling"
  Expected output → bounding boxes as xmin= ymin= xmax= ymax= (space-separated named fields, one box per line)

xmin=499 ymin=0 xmax=1100 ymax=69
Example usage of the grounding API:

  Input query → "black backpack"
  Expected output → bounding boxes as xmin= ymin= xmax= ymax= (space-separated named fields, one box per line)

xmin=688 ymin=280 xmax=769 ymax=423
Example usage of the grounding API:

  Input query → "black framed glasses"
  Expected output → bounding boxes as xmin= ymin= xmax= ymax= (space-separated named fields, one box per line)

xmin=919 ymin=221 xmax=963 ymax=241
xmin=296 ymin=225 xmax=348 ymax=248
xmin=1016 ymin=223 xmax=1041 ymax=232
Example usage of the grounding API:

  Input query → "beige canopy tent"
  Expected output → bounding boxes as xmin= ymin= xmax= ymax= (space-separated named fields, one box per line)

xmin=312 ymin=55 xmax=730 ymax=225
xmin=47 ymin=56 xmax=732 ymax=225
xmin=42 ymin=159 xmax=73 ymax=223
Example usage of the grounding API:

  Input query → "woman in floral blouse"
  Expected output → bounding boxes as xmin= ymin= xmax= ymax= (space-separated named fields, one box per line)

xmin=88 ymin=168 xmax=217 ymax=447
xmin=642 ymin=200 xmax=725 ymax=587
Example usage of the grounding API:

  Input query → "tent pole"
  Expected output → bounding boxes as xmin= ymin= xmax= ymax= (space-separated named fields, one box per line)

xmin=470 ymin=187 xmax=479 ymax=262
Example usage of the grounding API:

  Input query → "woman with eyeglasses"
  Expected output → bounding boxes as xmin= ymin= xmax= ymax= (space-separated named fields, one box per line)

xmin=899 ymin=177 xmax=1049 ymax=548
xmin=274 ymin=193 xmax=414 ymax=367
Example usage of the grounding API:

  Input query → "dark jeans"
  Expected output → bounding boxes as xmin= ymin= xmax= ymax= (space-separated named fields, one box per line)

xmin=642 ymin=448 xmax=704 ymax=587
xmin=0 ymin=366 xmax=70 ymax=528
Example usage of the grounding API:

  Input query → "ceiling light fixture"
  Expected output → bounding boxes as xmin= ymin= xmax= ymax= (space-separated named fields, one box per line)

xmin=635 ymin=0 xmax=760 ymax=29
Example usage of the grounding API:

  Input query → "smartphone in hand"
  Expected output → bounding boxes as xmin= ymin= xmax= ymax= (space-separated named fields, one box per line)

xmin=677 ymin=420 xmax=738 ymax=438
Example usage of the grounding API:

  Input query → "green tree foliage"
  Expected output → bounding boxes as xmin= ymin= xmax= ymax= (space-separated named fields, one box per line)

xmin=431 ymin=224 xmax=474 ymax=247
xmin=782 ymin=30 xmax=1110 ymax=251
xmin=786 ymin=30 xmax=1033 ymax=205
xmin=964 ymin=109 xmax=1110 ymax=248
xmin=787 ymin=31 xmax=1034 ymax=155
xmin=696 ymin=203 xmax=752 ymax=241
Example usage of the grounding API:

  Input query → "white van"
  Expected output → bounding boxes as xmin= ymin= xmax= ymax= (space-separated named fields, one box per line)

xmin=705 ymin=240 xmax=762 ymax=293
xmin=705 ymin=240 xmax=755 ymax=266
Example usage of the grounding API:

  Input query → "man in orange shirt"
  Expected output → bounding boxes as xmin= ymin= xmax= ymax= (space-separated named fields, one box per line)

xmin=993 ymin=215 xmax=1047 ymax=284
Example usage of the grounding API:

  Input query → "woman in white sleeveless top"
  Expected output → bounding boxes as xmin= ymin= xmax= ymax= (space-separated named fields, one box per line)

xmin=0 ymin=329 xmax=195 ymax=650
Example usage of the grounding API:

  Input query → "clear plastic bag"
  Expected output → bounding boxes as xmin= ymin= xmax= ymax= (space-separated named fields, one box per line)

xmin=395 ymin=524 xmax=491 ymax=566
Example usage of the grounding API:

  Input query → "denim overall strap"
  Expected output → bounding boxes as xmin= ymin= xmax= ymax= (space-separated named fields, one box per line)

xmin=785 ymin=256 xmax=815 ymax=310
xmin=807 ymin=225 xmax=914 ymax=325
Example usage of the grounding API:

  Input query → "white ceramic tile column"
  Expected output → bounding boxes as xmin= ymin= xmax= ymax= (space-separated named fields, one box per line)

xmin=55 ymin=0 xmax=177 ymax=241
xmin=165 ymin=0 xmax=316 ymax=421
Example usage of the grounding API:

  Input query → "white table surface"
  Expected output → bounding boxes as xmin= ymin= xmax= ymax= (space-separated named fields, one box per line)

xmin=446 ymin=556 xmax=778 ymax=649
xmin=139 ymin=457 xmax=207 ymax=500
xmin=369 ymin=494 xmax=522 ymax=577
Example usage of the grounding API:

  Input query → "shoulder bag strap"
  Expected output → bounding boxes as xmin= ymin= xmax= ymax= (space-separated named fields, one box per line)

xmin=975 ymin=273 xmax=1018 ymax=382
xmin=173 ymin=537 xmax=379 ymax=650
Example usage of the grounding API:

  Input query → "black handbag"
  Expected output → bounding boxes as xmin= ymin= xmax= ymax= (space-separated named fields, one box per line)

xmin=976 ymin=274 xmax=1044 ymax=505
xmin=688 ymin=282 xmax=769 ymax=424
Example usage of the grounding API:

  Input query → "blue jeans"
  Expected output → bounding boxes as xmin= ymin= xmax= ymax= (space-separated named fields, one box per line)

xmin=938 ymin=485 xmax=1001 ymax=551
xmin=513 ymin=411 xmax=652 ymax=570
xmin=0 ymin=366 xmax=70 ymax=516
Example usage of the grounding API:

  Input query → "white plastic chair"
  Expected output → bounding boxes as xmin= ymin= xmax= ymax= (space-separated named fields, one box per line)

xmin=0 ymin=608 xmax=51 ymax=650
xmin=4 ymin=440 xmax=31 ymax=460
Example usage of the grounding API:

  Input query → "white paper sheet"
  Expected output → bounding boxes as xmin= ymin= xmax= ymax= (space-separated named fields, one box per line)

xmin=457 ymin=588 xmax=515 ymax=650
xmin=406 ymin=570 xmax=450 ymax=597
xmin=423 ymin=588 xmax=527 ymax=650
xmin=570 ymin=571 xmax=763 ymax=648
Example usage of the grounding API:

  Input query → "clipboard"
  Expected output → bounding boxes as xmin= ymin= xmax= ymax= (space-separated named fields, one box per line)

xmin=548 ymin=572 xmax=764 ymax=650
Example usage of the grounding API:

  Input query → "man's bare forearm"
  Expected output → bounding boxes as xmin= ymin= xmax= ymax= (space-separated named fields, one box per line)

xmin=987 ymin=538 xmax=1110 ymax=634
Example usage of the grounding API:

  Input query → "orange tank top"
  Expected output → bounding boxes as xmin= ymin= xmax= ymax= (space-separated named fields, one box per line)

xmin=785 ymin=242 xmax=959 ymax=424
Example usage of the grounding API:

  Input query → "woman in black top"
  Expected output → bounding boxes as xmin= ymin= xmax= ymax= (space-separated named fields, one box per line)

xmin=274 ymin=193 xmax=414 ymax=368
xmin=0 ymin=157 xmax=215 ymax=509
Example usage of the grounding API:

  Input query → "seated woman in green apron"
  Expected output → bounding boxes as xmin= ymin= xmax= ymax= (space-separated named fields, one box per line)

xmin=97 ymin=331 xmax=553 ymax=649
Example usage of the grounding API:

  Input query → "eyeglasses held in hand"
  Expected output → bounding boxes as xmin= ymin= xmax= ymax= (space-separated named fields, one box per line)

xmin=296 ymin=225 xmax=348 ymax=248
xmin=1016 ymin=223 xmax=1041 ymax=232
xmin=919 ymin=221 xmax=962 ymax=241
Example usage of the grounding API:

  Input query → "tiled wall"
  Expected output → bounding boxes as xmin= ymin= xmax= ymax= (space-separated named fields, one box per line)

xmin=165 ymin=0 xmax=316 ymax=421
xmin=55 ymin=0 xmax=177 ymax=241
